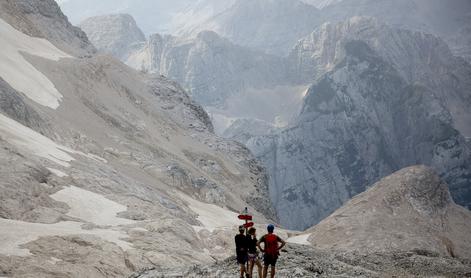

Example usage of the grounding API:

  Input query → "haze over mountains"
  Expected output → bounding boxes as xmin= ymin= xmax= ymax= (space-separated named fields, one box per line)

xmin=77 ymin=0 xmax=471 ymax=230
xmin=0 ymin=0 xmax=471 ymax=277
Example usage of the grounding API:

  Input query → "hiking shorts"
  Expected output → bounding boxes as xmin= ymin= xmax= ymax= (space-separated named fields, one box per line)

xmin=248 ymin=252 xmax=259 ymax=263
xmin=237 ymin=252 xmax=248 ymax=264
xmin=263 ymin=253 xmax=278 ymax=266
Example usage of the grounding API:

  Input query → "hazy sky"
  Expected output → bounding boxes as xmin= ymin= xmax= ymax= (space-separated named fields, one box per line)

xmin=55 ymin=0 xmax=225 ymax=34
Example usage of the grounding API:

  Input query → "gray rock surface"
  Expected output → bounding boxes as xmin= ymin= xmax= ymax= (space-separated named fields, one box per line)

xmin=290 ymin=17 xmax=471 ymax=137
xmin=124 ymin=30 xmax=289 ymax=108
xmin=308 ymin=166 xmax=471 ymax=259
xmin=179 ymin=0 xmax=321 ymax=56
xmin=311 ymin=0 xmax=471 ymax=62
xmin=133 ymin=244 xmax=471 ymax=278
xmin=79 ymin=14 xmax=145 ymax=59
xmin=249 ymin=40 xmax=471 ymax=230
xmin=58 ymin=0 xmax=194 ymax=35
xmin=0 ymin=0 xmax=95 ymax=57
xmin=222 ymin=118 xmax=277 ymax=146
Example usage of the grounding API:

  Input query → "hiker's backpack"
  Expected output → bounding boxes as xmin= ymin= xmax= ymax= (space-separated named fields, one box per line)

xmin=264 ymin=234 xmax=279 ymax=256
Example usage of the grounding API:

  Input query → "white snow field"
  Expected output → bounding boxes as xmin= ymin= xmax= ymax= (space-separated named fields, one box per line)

xmin=0 ymin=113 xmax=106 ymax=167
xmin=179 ymin=193 xmax=241 ymax=232
xmin=50 ymin=186 xmax=136 ymax=226
xmin=0 ymin=186 xmax=136 ymax=257
xmin=0 ymin=18 xmax=71 ymax=109
xmin=46 ymin=167 xmax=69 ymax=177
xmin=287 ymin=233 xmax=312 ymax=245
xmin=0 ymin=218 xmax=132 ymax=256
xmin=0 ymin=113 xmax=76 ymax=166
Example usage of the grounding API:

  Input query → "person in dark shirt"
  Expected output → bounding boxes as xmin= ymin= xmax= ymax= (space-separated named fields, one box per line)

xmin=235 ymin=225 xmax=248 ymax=278
xmin=247 ymin=227 xmax=262 ymax=278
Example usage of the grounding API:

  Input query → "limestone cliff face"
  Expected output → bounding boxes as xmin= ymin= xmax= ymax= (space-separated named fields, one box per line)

xmin=79 ymin=14 xmax=145 ymax=59
xmin=125 ymin=30 xmax=288 ymax=108
xmin=248 ymin=40 xmax=471 ymax=230
xmin=290 ymin=17 xmax=471 ymax=137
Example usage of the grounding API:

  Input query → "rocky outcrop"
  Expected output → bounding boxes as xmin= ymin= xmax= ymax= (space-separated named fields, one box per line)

xmin=249 ymin=40 xmax=471 ymax=230
xmin=0 ymin=0 xmax=95 ymax=57
xmin=308 ymin=166 xmax=471 ymax=259
xmin=79 ymin=14 xmax=145 ymax=59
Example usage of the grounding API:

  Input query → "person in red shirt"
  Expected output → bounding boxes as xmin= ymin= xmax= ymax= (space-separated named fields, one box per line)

xmin=257 ymin=224 xmax=286 ymax=278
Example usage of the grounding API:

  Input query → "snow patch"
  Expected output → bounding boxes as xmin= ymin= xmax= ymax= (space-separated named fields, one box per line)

xmin=47 ymin=168 xmax=68 ymax=177
xmin=0 ymin=19 xmax=71 ymax=109
xmin=180 ymin=193 xmax=240 ymax=232
xmin=287 ymin=233 xmax=312 ymax=245
xmin=0 ymin=113 xmax=106 ymax=167
xmin=0 ymin=218 xmax=132 ymax=256
xmin=50 ymin=186 xmax=136 ymax=226
xmin=0 ymin=113 xmax=75 ymax=167
xmin=47 ymin=257 xmax=62 ymax=264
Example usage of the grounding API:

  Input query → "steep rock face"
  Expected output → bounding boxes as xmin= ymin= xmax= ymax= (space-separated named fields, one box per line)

xmin=311 ymin=0 xmax=471 ymax=62
xmin=248 ymin=41 xmax=471 ymax=230
xmin=79 ymin=14 xmax=145 ymax=59
xmin=308 ymin=166 xmax=471 ymax=260
xmin=290 ymin=17 xmax=471 ymax=137
xmin=124 ymin=30 xmax=289 ymax=108
xmin=0 ymin=0 xmax=95 ymax=57
xmin=0 ymin=2 xmax=274 ymax=277
xmin=181 ymin=0 xmax=321 ymax=56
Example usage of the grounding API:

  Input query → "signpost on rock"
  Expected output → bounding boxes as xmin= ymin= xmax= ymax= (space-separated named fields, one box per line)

xmin=238 ymin=207 xmax=253 ymax=278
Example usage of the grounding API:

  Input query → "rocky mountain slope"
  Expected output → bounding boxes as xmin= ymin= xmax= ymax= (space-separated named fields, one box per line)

xmin=0 ymin=1 xmax=275 ymax=277
xmin=122 ymin=29 xmax=289 ymax=108
xmin=248 ymin=39 xmax=471 ymax=230
xmin=79 ymin=14 xmax=145 ymax=59
xmin=313 ymin=0 xmax=471 ymax=62
xmin=178 ymin=0 xmax=321 ymax=56
xmin=0 ymin=0 xmax=95 ymax=57
xmin=135 ymin=166 xmax=471 ymax=277
xmin=290 ymin=17 xmax=471 ymax=137
xmin=307 ymin=166 xmax=471 ymax=259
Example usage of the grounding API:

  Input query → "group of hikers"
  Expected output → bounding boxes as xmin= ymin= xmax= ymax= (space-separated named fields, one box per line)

xmin=235 ymin=224 xmax=286 ymax=278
